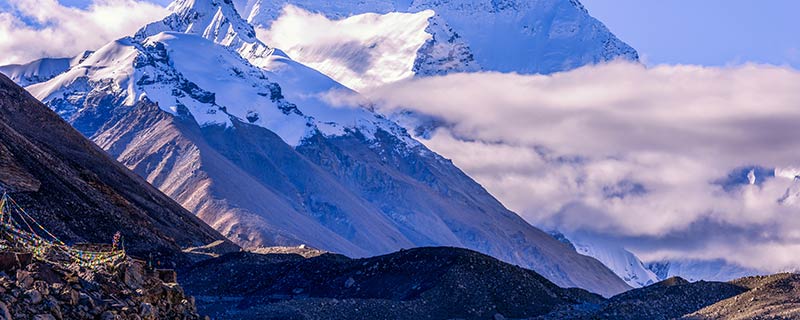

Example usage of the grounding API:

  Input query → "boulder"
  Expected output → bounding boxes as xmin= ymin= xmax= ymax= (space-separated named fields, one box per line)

xmin=15 ymin=269 xmax=34 ymax=289
xmin=0 ymin=302 xmax=11 ymax=320
xmin=25 ymin=288 xmax=43 ymax=304
xmin=123 ymin=260 xmax=145 ymax=289
xmin=140 ymin=302 xmax=156 ymax=320
xmin=156 ymin=269 xmax=177 ymax=284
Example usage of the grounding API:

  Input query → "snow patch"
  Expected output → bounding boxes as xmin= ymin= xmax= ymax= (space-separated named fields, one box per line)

xmin=567 ymin=233 xmax=659 ymax=288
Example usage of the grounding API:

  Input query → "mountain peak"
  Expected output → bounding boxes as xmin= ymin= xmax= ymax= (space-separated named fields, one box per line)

xmin=137 ymin=0 xmax=274 ymax=67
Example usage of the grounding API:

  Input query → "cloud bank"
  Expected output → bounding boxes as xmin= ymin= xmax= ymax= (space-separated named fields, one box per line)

xmin=256 ymin=5 xmax=434 ymax=91
xmin=0 ymin=0 xmax=168 ymax=65
xmin=359 ymin=62 xmax=800 ymax=271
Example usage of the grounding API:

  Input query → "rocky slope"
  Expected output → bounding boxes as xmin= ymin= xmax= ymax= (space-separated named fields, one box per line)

xmin=540 ymin=273 xmax=800 ymax=320
xmin=10 ymin=0 xmax=630 ymax=297
xmin=544 ymin=277 xmax=748 ymax=320
xmin=182 ymin=246 xmax=604 ymax=319
xmin=683 ymin=273 xmax=800 ymax=319
xmin=0 ymin=72 xmax=230 ymax=266
xmin=0 ymin=254 xmax=201 ymax=320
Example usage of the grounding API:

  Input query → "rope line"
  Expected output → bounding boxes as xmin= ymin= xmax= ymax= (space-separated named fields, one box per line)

xmin=0 ymin=193 xmax=126 ymax=269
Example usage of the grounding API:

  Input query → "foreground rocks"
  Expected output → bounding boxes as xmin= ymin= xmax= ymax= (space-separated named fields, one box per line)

xmin=0 ymin=257 xmax=202 ymax=320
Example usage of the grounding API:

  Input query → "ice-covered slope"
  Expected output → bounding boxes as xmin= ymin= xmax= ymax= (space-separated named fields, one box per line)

xmin=554 ymin=230 xmax=765 ymax=288
xmin=20 ymin=0 xmax=630 ymax=297
xmin=0 ymin=51 xmax=92 ymax=87
xmin=647 ymin=259 xmax=765 ymax=282
xmin=568 ymin=234 xmax=659 ymax=288
xmin=236 ymin=0 xmax=637 ymax=89
xmin=551 ymin=231 xmax=658 ymax=288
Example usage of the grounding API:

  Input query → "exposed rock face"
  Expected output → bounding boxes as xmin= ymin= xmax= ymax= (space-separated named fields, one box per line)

xmin=249 ymin=245 xmax=329 ymax=258
xmin=0 ymin=257 xmax=201 ymax=320
xmin=0 ymin=73 xmax=232 ymax=266
xmin=181 ymin=246 xmax=604 ymax=319
xmin=412 ymin=13 xmax=480 ymax=77
xmin=136 ymin=0 xmax=275 ymax=67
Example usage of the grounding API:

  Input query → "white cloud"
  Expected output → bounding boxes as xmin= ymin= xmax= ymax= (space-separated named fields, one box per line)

xmin=255 ymin=5 xmax=434 ymax=91
xmin=358 ymin=62 xmax=800 ymax=272
xmin=0 ymin=0 xmax=168 ymax=65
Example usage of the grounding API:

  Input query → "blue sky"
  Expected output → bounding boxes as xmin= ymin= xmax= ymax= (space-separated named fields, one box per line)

xmin=581 ymin=0 xmax=800 ymax=68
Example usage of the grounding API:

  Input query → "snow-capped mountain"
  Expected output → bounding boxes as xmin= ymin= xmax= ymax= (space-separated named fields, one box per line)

xmin=571 ymin=237 xmax=659 ymax=288
xmin=233 ymin=0 xmax=638 ymax=89
xmin=5 ymin=0 xmax=630 ymax=297
xmin=136 ymin=0 xmax=276 ymax=68
xmin=647 ymin=259 xmax=765 ymax=282
xmin=0 ymin=51 xmax=93 ymax=87
xmin=554 ymin=231 xmax=659 ymax=288
xmin=552 ymin=227 xmax=766 ymax=288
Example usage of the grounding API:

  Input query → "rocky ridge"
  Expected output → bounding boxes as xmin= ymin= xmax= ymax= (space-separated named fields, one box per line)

xmin=179 ymin=245 xmax=800 ymax=320
xmin=181 ymin=246 xmax=604 ymax=319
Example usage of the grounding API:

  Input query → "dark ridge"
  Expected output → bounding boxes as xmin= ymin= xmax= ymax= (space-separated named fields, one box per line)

xmin=182 ymin=246 xmax=604 ymax=320
xmin=655 ymin=276 xmax=691 ymax=287
xmin=541 ymin=277 xmax=748 ymax=320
